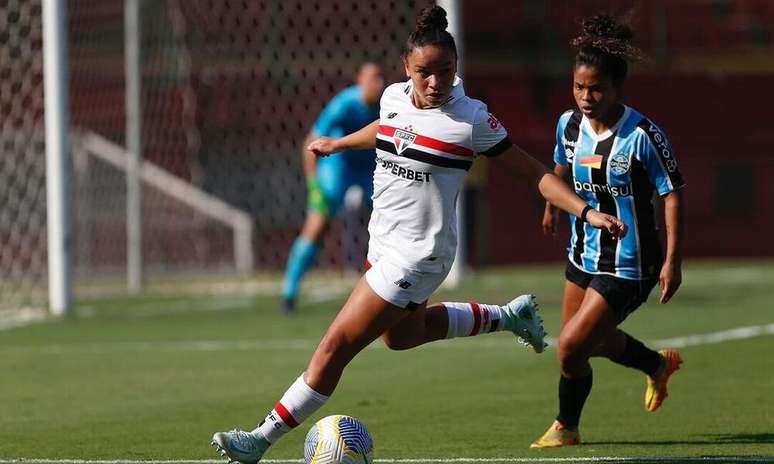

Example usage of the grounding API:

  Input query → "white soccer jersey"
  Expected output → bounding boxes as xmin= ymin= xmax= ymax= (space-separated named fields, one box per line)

xmin=368 ymin=76 xmax=511 ymax=272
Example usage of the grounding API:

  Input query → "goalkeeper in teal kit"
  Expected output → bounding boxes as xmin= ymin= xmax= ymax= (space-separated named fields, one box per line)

xmin=279 ymin=63 xmax=384 ymax=313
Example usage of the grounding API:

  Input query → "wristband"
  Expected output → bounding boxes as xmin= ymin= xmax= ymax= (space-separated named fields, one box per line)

xmin=580 ymin=205 xmax=594 ymax=223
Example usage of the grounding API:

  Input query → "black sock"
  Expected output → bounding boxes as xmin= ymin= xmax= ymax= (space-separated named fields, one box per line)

xmin=612 ymin=333 xmax=662 ymax=376
xmin=557 ymin=373 xmax=593 ymax=428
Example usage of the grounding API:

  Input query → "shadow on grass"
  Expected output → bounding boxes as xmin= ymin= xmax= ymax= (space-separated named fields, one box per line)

xmin=565 ymin=458 xmax=774 ymax=464
xmin=708 ymin=433 xmax=774 ymax=444
xmin=585 ymin=432 xmax=774 ymax=446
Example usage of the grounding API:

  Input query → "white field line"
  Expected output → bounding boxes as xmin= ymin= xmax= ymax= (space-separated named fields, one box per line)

xmin=1 ymin=324 xmax=774 ymax=356
xmin=1 ymin=456 xmax=773 ymax=463
xmin=0 ymin=307 xmax=48 ymax=330
xmin=0 ymin=285 xmax=350 ymax=331
xmin=652 ymin=323 xmax=774 ymax=349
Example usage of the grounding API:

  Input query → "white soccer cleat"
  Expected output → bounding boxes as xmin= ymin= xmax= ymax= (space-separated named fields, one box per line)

xmin=211 ymin=429 xmax=270 ymax=464
xmin=503 ymin=294 xmax=547 ymax=353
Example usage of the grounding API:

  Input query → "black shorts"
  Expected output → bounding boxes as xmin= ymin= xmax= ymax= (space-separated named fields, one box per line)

xmin=565 ymin=261 xmax=657 ymax=322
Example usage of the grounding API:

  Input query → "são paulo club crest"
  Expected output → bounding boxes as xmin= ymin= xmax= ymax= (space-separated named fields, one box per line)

xmin=393 ymin=128 xmax=416 ymax=154
xmin=609 ymin=153 xmax=631 ymax=175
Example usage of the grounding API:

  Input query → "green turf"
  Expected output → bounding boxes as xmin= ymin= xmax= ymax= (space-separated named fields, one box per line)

xmin=1 ymin=259 xmax=773 ymax=460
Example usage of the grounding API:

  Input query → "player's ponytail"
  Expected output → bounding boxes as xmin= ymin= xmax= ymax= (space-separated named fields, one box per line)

xmin=572 ymin=13 xmax=644 ymax=86
xmin=403 ymin=5 xmax=457 ymax=58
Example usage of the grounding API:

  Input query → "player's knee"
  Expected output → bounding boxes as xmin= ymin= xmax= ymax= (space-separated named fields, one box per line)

xmin=557 ymin=332 xmax=586 ymax=374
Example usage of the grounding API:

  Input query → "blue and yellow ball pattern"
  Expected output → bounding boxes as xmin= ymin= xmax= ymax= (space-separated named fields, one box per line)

xmin=303 ymin=415 xmax=373 ymax=464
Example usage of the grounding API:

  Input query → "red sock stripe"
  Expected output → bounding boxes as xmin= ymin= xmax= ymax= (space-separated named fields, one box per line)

xmin=274 ymin=402 xmax=299 ymax=428
xmin=469 ymin=303 xmax=482 ymax=336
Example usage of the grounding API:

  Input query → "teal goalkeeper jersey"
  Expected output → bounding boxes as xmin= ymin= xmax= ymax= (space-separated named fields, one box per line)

xmin=553 ymin=106 xmax=685 ymax=280
xmin=313 ymin=85 xmax=380 ymax=174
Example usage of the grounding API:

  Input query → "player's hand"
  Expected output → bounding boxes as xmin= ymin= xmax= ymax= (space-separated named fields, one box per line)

xmin=586 ymin=210 xmax=628 ymax=240
xmin=542 ymin=204 xmax=559 ymax=237
xmin=659 ymin=260 xmax=682 ymax=304
xmin=307 ymin=137 xmax=340 ymax=157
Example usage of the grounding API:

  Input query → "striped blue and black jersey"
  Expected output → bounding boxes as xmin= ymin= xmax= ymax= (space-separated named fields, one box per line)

xmin=554 ymin=106 xmax=685 ymax=280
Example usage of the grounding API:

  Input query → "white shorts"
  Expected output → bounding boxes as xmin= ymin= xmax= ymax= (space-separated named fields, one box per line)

xmin=364 ymin=254 xmax=451 ymax=310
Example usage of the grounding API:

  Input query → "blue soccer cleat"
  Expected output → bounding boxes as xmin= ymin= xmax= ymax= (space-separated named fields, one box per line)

xmin=503 ymin=294 xmax=548 ymax=353
xmin=211 ymin=429 xmax=270 ymax=464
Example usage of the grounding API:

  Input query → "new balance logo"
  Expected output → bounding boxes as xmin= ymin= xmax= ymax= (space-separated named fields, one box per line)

xmin=394 ymin=278 xmax=412 ymax=289
xmin=387 ymin=112 xmax=398 ymax=119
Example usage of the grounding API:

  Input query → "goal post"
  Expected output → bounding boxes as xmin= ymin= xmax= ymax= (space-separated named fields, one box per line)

xmin=124 ymin=0 xmax=143 ymax=293
xmin=42 ymin=0 xmax=72 ymax=316
xmin=438 ymin=0 xmax=465 ymax=289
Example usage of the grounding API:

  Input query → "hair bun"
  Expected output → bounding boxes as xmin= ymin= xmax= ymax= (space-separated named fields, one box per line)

xmin=415 ymin=5 xmax=448 ymax=33
xmin=571 ymin=13 xmax=643 ymax=61
xmin=581 ymin=14 xmax=633 ymax=42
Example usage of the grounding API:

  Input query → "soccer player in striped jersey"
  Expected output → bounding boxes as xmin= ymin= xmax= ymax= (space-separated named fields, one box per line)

xmin=211 ymin=7 xmax=625 ymax=463
xmin=531 ymin=14 xmax=686 ymax=449
xmin=279 ymin=62 xmax=384 ymax=314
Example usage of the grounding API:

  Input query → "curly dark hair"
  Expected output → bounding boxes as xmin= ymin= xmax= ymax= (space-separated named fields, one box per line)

xmin=571 ymin=14 xmax=644 ymax=85
xmin=403 ymin=5 xmax=457 ymax=59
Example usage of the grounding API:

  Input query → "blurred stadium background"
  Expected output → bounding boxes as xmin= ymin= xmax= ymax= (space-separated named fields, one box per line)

xmin=2 ymin=1 xmax=774 ymax=462
xmin=1 ymin=0 xmax=772 ymax=317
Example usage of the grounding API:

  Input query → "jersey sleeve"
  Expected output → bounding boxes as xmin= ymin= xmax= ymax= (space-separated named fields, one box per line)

xmin=378 ymin=82 xmax=405 ymax=120
xmin=472 ymin=106 xmax=512 ymax=157
xmin=313 ymin=92 xmax=350 ymax=137
xmin=553 ymin=115 xmax=569 ymax=166
xmin=636 ymin=121 xmax=686 ymax=196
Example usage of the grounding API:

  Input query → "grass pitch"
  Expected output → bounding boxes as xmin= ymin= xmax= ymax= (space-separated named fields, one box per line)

xmin=1 ymin=259 xmax=773 ymax=462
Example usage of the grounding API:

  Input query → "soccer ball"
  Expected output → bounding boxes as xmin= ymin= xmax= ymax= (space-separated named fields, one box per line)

xmin=303 ymin=415 xmax=374 ymax=464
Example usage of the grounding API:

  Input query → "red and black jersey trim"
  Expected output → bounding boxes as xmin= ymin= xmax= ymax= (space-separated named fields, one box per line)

xmin=376 ymin=138 xmax=473 ymax=171
xmin=479 ymin=137 xmax=513 ymax=157
xmin=378 ymin=125 xmax=474 ymax=157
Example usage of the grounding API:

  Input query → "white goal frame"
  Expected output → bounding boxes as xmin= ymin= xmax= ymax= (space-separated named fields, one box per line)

xmin=74 ymin=132 xmax=255 ymax=277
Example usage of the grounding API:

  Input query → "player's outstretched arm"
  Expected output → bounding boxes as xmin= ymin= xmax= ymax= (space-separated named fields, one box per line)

xmin=659 ymin=190 xmax=683 ymax=304
xmin=497 ymin=145 xmax=627 ymax=239
xmin=542 ymin=164 xmax=569 ymax=237
xmin=308 ymin=119 xmax=380 ymax=157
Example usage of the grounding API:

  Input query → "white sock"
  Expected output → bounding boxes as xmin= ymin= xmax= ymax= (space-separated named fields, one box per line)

xmin=253 ymin=373 xmax=329 ymax=444
xmin=443 ymin=302 xmax=507 ymax=338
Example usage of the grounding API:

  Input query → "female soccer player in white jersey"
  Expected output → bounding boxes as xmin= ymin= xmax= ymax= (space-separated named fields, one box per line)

xmin=211 ymin=7 xmax=625 ymax=463
xmin=531 ymin=14 xmax=686 ymax=448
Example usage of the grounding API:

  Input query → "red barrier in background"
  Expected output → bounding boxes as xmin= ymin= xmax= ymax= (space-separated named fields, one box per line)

xmin=465 ymin=73 xmax=774 ymax=265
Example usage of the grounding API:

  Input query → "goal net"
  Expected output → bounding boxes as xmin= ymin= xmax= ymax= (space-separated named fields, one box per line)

xmin=1 ymin=0 xmax=427 ymax=316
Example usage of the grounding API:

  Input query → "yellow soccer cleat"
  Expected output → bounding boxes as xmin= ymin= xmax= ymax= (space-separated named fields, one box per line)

xmin=645 ymin=348 xmax=683 ymax=412
xmin=530 ymin=420 xmax=581 ymax=448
